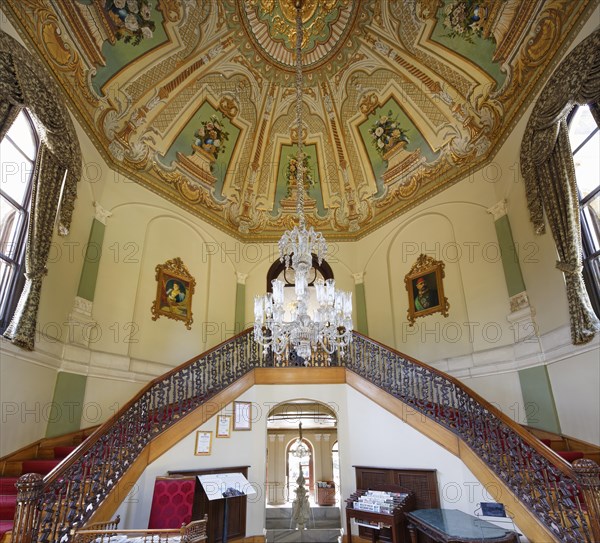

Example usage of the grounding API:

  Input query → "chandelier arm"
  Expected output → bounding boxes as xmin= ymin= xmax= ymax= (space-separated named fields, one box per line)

xmin=295 ymin=3 xmax=305 ymax=229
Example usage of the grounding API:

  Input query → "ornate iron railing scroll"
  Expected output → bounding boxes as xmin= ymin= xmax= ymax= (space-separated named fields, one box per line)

xmin=13 ymin=330 xmax=262 ymax=543
xmin=346 ymin=332 xmax=600 ymax=543
xmin=12 ymin=329 xmax=599 ymax=543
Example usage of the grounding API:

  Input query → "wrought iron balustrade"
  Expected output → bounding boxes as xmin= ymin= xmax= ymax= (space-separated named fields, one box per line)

xmin=11 ymin=329 xmax=600 ymax=543
xmin=345 ymin=332 xmax=600 ymax=543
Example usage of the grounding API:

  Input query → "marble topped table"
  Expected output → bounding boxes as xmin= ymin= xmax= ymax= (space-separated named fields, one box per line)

xmin=405 ymin=509 xmax=519 ymax=543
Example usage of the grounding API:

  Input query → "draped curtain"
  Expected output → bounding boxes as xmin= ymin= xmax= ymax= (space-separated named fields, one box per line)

xmin=520 ymin=29 xmax=600 ymax=345
xmin=0 ymin=30 xmax=81 ymax=350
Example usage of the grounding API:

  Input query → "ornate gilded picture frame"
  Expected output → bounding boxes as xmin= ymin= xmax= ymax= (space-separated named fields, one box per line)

xmin=151 ymin=257 xmax=196 ymax=330
xmin=405 ymin=254 xmax=450 ymax=326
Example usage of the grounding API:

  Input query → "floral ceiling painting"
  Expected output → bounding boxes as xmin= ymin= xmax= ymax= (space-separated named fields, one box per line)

xmin=3 ymin=0 xmax=595 ymax=240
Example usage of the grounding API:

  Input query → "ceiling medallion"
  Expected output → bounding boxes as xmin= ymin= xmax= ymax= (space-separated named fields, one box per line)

xmin=240 ymin=0 xmax=360 ymax=74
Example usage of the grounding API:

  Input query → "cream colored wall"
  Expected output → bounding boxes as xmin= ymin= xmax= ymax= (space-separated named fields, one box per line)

xmin=0 ymin=353 xmax=57 ymax=455
xmin=548 ymin=349 xmax=600 ymax=444
xmin=114 ymin=384 xmax=524 ymax=537
xmin=357 ymin=174 xmax=511 ymax=360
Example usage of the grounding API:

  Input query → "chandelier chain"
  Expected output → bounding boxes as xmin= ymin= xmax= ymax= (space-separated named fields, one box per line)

xmin=295 ymin=4 xmax=305 ymax=228
xmin=253 ymin=1 xmax=353 ymax=363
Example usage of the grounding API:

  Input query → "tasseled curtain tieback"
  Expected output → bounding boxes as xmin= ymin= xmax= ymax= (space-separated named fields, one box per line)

xmin=26 ymin=268 xmax=48 ymax=281
xmin=556 ymin=260 xmax=582 ymax=274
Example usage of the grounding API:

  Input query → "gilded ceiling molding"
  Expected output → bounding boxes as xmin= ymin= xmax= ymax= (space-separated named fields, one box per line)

xmin=1 ymin=0 xmax=595 ymax=241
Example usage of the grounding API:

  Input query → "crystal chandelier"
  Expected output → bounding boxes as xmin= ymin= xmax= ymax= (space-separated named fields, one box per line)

xmin=290 ymin=422 xmax=311 ymax=458
xmin=253 ymin=1 xmax=353 ymax=362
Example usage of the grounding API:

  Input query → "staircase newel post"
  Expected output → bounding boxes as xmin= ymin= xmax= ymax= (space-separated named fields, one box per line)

xmin=13 ymin=473 xmax=43 ymax=543
xmin=573 ymin=459 xmax=600 ymax=542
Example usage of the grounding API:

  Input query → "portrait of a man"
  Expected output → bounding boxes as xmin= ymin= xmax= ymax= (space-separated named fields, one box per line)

xmin=413 ymin=274 xmax=439 ymax=312
xmin=405 ymin=254 xmax=449 ymax=325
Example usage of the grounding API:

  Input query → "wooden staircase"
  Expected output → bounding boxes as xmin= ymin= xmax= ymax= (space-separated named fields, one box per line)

xmin=526 ymin=426 xmax=600 ymax=465
xmin=4 ymin=331 xmax=600 ymax=543
xmin=0 ymin=427 xmax=97 ymax=542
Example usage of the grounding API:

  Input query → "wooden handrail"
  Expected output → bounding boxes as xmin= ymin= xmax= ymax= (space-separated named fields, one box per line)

xmin=42 ymin=328 xmax=254 ymax=487
xmin=350 ymin=331 xmax=579 ymax=480
xmin=11 ymin=329 xmax=599 ymax=543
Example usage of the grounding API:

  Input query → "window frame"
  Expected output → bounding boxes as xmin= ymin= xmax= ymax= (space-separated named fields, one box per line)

xmin=568 ymin=104 xmax=600 ymax=317
xmin=0 ymin=110 xmax=38 ymax=333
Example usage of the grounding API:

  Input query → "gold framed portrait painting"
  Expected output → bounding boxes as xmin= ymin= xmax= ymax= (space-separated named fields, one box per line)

xmin=405 ymin=254 xmax=450 ymax=326
xmin=151 ymin=257 xmax=196 ymax=330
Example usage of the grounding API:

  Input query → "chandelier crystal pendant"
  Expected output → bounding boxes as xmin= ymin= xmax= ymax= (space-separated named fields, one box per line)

xmin=290 ymin=422 xmax=311 ymax=459
xmin=253 ymin=1 xmax=353 ymax=363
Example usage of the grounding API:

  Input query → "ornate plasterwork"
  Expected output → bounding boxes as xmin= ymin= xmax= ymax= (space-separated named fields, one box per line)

xmin=2 ymin=0 xmax=596 ymax=241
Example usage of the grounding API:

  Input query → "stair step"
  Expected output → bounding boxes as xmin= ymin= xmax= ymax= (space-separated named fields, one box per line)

xmin=53 ymin=446 xmax=76 ymax=459
xmin=0 ymin=495 xmax=16 ymax=520
xmin=21 ymin=460 xmax=60 ymax=475
xmin=265 ymin=529 xmax=341 ymax=543
xmin=556 ymin=450 xmax=585 ymax=463
xmin=0 ymin=479 xmax=18 ymax=496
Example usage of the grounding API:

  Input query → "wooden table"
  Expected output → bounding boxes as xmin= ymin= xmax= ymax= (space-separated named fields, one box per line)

xmin=405 ymin=509 xmax=519 ymax=543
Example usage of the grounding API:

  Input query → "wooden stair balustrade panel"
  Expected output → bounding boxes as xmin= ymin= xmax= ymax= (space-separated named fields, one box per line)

xmin=9 ymin=330 xmax=600 ymax=543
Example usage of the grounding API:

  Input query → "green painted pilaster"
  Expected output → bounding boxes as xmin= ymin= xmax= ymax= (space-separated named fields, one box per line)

xmin=46 ymin=372 xmax=87 ymax=437
xmin=354 ymin=275 xmax=368 ymax=335
xmin=235 ymin=273 xmax=247 ymax=333
xmin=76 ymin=218 xmax=105 ymax=302
xmin=518 ymin=366 xmax=562 ymax=434
xmin=495 ymin=214 xmax=526 ymax=297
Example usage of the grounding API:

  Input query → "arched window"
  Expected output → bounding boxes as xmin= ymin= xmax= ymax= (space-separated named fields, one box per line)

xmin=0 ymin=111 xmax=38 ymax=332
xmin=568 ymin=105 xmax=600 ymax=316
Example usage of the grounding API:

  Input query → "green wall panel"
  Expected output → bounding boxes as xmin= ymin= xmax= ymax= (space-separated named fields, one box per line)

xmin=518 ymin=366 xmax=561 ymax=434
xmin=45 ymin=372 xmax=87 ymax=438
xmin=495 ymin=215 xmax=526 ymax=297
xmin=76 ymin=219 xmax=105 ymax=302
xmin=355 ymin=282 xmax=368 ymax=335
xmin=235 ymin=282 xmax=246 ymax=334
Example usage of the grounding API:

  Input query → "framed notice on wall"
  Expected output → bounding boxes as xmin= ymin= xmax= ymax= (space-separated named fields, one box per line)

xmin=233 ymin=401 xmax=251 ymax=431
xmin=195 ymin=431 xmax=212 ymax=455
xmin=216 ymin=415 xmax=232 ymax=438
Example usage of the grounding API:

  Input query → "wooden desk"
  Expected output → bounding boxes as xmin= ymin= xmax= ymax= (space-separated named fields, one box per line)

xmin=406 ymin=509 xmax=519 ymax=543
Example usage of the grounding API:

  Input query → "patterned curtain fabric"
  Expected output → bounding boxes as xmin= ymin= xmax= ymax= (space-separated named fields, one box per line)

xmin=0 ymin=30 xmax=82 ymax=350
xmin=521 ymin=29 xmax=600 ymax=345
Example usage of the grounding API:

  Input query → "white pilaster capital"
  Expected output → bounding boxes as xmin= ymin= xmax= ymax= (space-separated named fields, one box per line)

xmin=236 ymin=272 xmax=248 ymax=285
xmin=315 ymin=434 xmax=322 ymax=442
xmin=352 ymin=272 xmax=365 ymax=285
xmin=94 ymin=202 xmax=112 ymax=224
xmin=269 ymin=434 xmax=276 ymax=442
xmin=322 ymin=433 xmax=331 ymax=441
xmin=277 ymin=434 xmax=285 ymax=442
xmin=486 ymin=199 xmax=508 ymax=221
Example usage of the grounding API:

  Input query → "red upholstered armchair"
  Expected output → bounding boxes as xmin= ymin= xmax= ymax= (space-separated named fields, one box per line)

xmin=148 ymin=476 xmax=196 ymax=529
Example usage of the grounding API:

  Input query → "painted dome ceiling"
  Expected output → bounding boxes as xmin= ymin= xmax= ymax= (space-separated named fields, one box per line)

xmin=3 ymin=0 xmax=595 ymax=240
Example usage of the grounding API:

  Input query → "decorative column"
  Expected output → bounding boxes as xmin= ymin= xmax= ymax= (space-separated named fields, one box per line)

xmin=322 ymin=433 xmax=333 ymax=481
xmin=487 ymin=200 xmax=537 ymax=343
xmin=235 ymin=272 xmax=247 ymax=334
xmin=67 ymin=202 xmax=111 ymax=347
xmin=487 ymin=200 xmax=561 ymax=433
xmin=47 ymin=203 xmax=111 ymax=437
xmin=353 ymin=272 xmax=368 ymax=335
xmin=315 ymin=433 xmax=322 ymax=483
xmin=267 ymin=433 xmax=278 ymax=505
xmin=275 ymin=434 xmax=286 ymax=504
